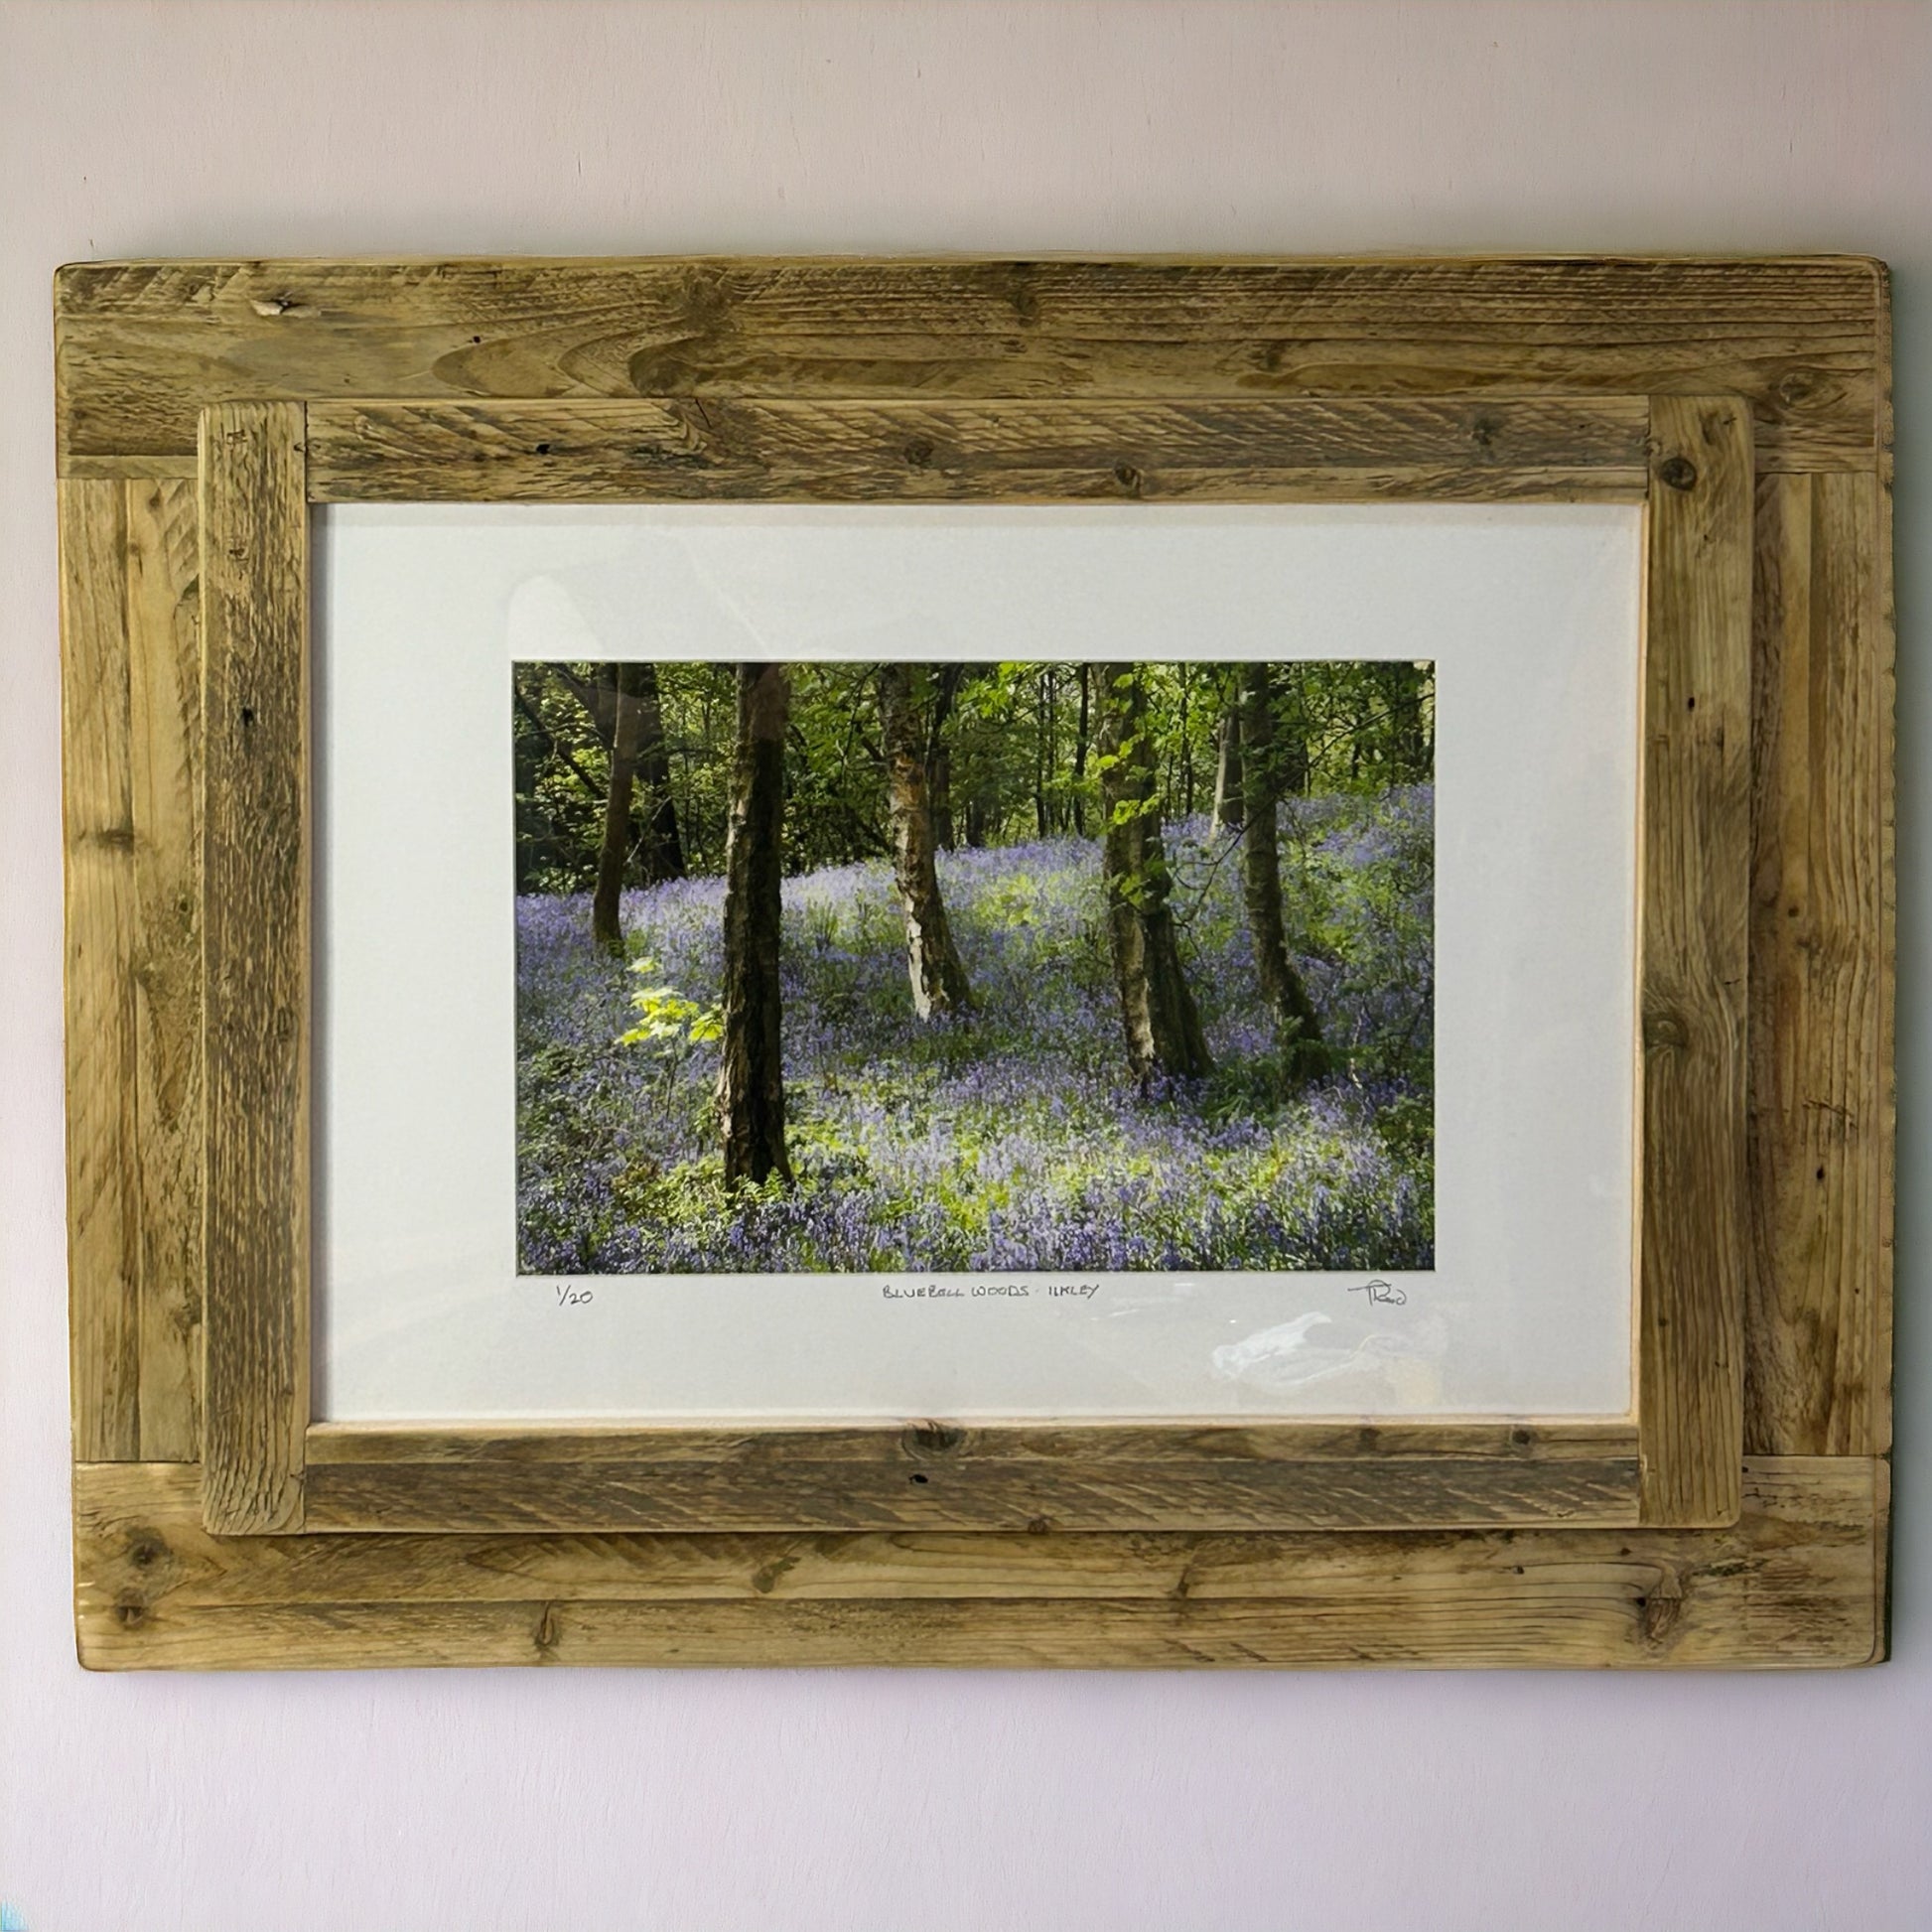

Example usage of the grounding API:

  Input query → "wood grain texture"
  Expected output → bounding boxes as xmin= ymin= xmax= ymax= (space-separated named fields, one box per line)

xmin=1637 ymin=397 xmax=1753 ymax=1527
xmin=126 ymin=480 xmax=205 ymax=1459
xmin=54 ymin=256 xmax=1881 ymax=472
xmin=61 ymin=480 xmax=141 ymax=1459
xmin=305 ymin=395 xmax=1649 ymax=502
xmin=301 ymin=1457 xmax=1641 ymax=1535
xmin=72 ymin=1456 xmax=1883 ymax=1670
xmin=55 ymin=256 xmax=1894 ymax=1670
xmin=1746 ymin=472 xmax=1893 ymax=1455
xmin=61 ymin=477 xmax=204 ymax=1461
xmin=305 ymin=1418 xmax=1635 ymax=1464
xmin=200 ymin=404 xmax=310 ymax=1533
xmin=303 ymin=1420 xmax=1640 ymax=1534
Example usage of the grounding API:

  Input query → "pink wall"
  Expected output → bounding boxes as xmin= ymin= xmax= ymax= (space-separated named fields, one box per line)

xmin=2 ymin=5 xmax=1926 ymax=1927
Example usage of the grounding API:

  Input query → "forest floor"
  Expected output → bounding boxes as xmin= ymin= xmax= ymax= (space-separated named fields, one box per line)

xmin=516 ymin=787 xmax=1434 ymax=1276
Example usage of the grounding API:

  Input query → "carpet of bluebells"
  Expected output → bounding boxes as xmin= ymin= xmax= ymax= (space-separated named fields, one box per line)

xmin=517 ymin=786 xmax=1434 ymax=1275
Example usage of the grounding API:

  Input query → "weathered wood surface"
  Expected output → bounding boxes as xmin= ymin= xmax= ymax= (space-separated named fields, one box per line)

xmin=1746 ymin=473 xmax=1894 ymax=1456
xmin=301 ymin=1456 xmax=1641 ymax=1535
xmin=73 ymin=1456 xmax=1884 ymax=1669
xmin=1637 ymin=397 xmax=1753 ymax=1526
xmin=61 ymin=479 xmax=204 ymax=1461
xmin=125 ymin=481 xmax=205 ymax=1460
xmin=56 ymin=258 xmax=1895 ymax=1668
xmin=200 ymin=404 xmax=310 ymax=1533
xmin=61 ymin=481 xmax=141 ymax=1459
xmin=55 ymin=256 xmax=1883 ymax=472
xmin=305 ymin=395 xmax=1649 ymax=501
xmin=304 ymin=1421 xmax=1643 ymax=1535
xmin=306 ymin=1418 xmax=1635 ymax=1464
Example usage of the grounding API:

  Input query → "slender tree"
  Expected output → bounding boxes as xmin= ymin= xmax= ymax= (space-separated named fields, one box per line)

xmin=924 ymin=664 xmax=964 ymax=849
xmin=1096 ymin=664 xmax=1212 ymax=1084
xmin=1071 ymin=663 xmax=1091 ymax=835
xmin=717 ymin=663 xmax=792 ymax=1186
xmin=1239 ymin=662 xmax=1328 ymax=1083
xmin=631 ymin=661 xmax=686 ymax=883
xmin=591 ymin=662 xmax=644 ymax=954
xmin=878 ymin=663 xmax=974 ymax=1019
xmin=1210 ymin=665 xmax=1246 ymax=833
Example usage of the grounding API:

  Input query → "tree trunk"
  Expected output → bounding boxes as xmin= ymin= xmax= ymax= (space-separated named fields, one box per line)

xmin=1071 ymin=662 xmax=1090 ymax=835
xmin=924 ymin=664 xmax=962 ymax=849
xmin=631 ymin=660 xmax=686 ymax=882
xmin=1240 ymin=662 xmax=1328 ymax=1082
xmin=1210 ymin=670 xmax=1246 ymax=833
xmin=1035 ymin=667 xmax=1050 ymax=838
xmin=878 ymin=663 xmax=974 ymax=1019
xmin=717 ymin=663 xmax=792 ymax=1187
xmin=1096 ymin=664 xmax=1212 ymax=1085
xmin=591 ymin=662 xmax=644 ymax=954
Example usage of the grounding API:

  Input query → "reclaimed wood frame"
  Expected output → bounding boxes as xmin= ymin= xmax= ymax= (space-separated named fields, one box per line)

xmin=59 ymin=257 xmax=1892 ymax=1669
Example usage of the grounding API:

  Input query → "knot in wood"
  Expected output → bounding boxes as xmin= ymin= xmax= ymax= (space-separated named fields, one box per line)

xmin=903 ymin=437 xmax=935 ymax=470
xmin=904 ymin=1419 xmax=965 ymax=1456
xmin=1657 ymin=454 xmax=1699 ymax=491
xmin=1113 ymin=463 xmax=1143 ymax=495
xmin=1643 ymin=1009 xmax=1690 ymax=1052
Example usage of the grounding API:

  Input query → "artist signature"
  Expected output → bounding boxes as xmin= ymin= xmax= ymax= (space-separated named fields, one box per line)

xmin=1348 ymin=1278 xmax=1408 ymax=1307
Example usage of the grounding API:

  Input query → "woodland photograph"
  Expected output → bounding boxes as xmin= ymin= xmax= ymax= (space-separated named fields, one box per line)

xmin=514 ymin=657 xmax=1434 ymax=1276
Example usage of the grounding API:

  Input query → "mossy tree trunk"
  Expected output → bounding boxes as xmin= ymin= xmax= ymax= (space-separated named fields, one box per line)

xmin=717 ymin=662 xmax=792 ymax=1187
xmin=1210 ymin=665 xmax=1246 ymax=834
xmin=591 ymin=661 xmax=644 ymax=955
xmin=1096 ymin=663 xmax=1212 ymax=1085
xmin=879 ymin=662 xmax=974 ymax=1019
xmin=1239 ymin=661 xmax=1329 ymax=1083
xmin=631 ymin=660 xmax=686 ymax=883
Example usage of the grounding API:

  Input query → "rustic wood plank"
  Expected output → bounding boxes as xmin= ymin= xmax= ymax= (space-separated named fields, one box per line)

xmin=305 ymin=395 xmax=1649 ymax=502
xmin=1746 ymin=471 xmax=1892 ymax=1454
xmin=1638 ymin=397 xmax=1753 ymax=1526
xmin=301 ymin=1456 xmax=1641 ymax=1535
xmin=61 ymin=480 xmax=141 ymax=1459
xmin=305 ymin=1418 xmax=1635 ymax=1465
xmin=72 ymin=1456 xmax=1881 ymax=1669
xmin=126 ymin=479 xmax=204 ymax=1460
xmin=201 ymin=404 xmax=310 ymax=1533
xmin=54 ymin=256 xmax=1881 ymax=472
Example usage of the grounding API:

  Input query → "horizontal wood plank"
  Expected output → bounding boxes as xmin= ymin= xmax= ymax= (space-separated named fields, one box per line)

xmin=72 ymin=1456 xmax=1883 ymax=1669
xmin=54 ymin=256 xmax=1882 ymax=472
xmin=305 ymin=1418 xmax=1635 ymax=1465
xmin=300 ymin=1455 xmax=1639 ymax=1534
xmin=305 ymin=395 xmax=1649 ymax=502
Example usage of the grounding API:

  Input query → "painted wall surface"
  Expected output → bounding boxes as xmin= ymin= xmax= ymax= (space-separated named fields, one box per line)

xmin=1 ymin=5 xmax=1925 ymax=1928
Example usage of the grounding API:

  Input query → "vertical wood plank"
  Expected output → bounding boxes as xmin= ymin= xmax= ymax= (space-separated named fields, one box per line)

xmin=61 ymin=480 xmax=141 ymax=1459
xmin=127 ymin=479 xmax=206 ymax=1459
xmin=1639 ymin=396 xmax=1753 ymax=1526
xmin=201 ymin=403 xmax=310 ymax=1533
xmin=1746 ymin=472 xmax=1892 ymax=1454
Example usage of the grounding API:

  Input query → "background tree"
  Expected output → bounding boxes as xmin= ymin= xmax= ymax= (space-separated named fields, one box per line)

xmin=631 ymin=661 xmax=686 ymax=883
xmin=591 ymin=661 xmax=644 ymax=954
xmin=1210 ymin=664 xmax=1245 ymax=834
xmin=878 ymin=663 xmax=974 ymax=1018
xmin=1239 ymin=662 xmax=1328 ymax=1082
xmin=1096 ymin=663 xmax=1212 ymax=1083
xmin=717 ymin=663 xmax=792 ymax=1186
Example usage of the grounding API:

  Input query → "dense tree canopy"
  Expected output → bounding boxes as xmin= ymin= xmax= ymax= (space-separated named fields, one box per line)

xmin=514 ymin=657 xmax=1433 ymax=894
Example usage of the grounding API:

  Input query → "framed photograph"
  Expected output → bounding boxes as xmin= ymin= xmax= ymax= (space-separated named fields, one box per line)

xmin=60 ymin=257 xmax=1892 ymax=1667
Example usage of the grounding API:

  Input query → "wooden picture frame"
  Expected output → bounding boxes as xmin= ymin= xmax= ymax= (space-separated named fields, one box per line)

xmin=59 ymin=256 xmax=1893 ymax=1668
